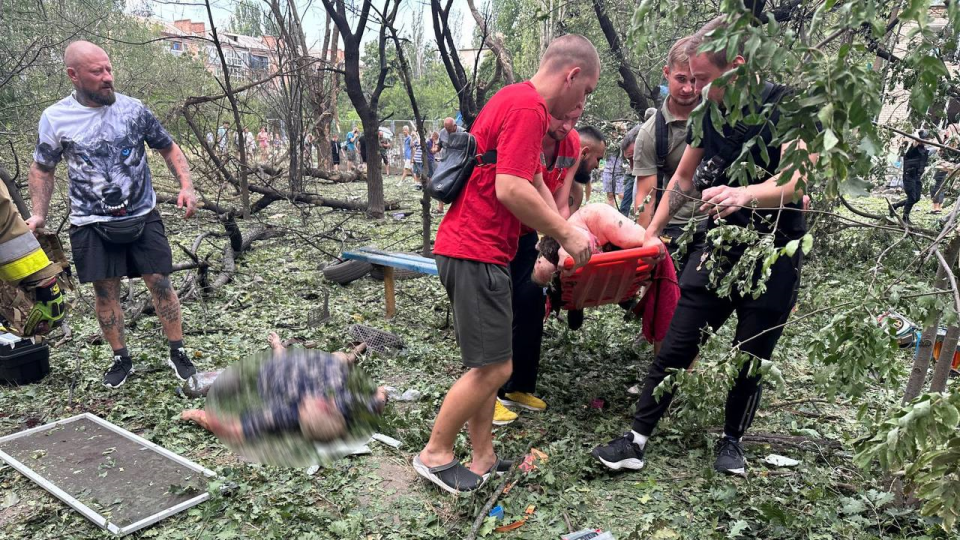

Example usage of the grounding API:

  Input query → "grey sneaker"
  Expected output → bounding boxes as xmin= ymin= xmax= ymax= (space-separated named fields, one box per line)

xmin=103 ymin=355 xmax=134 ymax=389
xmin=713 ymin=435 xmax=747 ymax=476
xmin=168 ymin=347 xmax=197 ymax=381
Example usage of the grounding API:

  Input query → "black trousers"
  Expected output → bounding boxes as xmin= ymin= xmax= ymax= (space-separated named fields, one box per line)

xmin=932 ymin=170 xmax=948 ymax=204
xmin=501 ymin=233 xmax=545 ymax=394
xmin=631 ymin=249 xmax=802 ymax=439
xmin=662 ymin=223 xmax=707 ymax=277
xmin=893 ymin=167 xmax=923 ymax=220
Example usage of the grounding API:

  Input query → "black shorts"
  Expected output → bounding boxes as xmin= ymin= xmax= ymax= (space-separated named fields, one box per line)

xmin=69 ymin=209 xmax=174 ymax=283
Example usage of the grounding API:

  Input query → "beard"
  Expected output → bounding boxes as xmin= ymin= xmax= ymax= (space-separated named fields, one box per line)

xmin=574 ymin=162 xmax=592 ymax=184
xmin=80 ymin=85 xmax=116 ymax=106
xmin=672 ymin=94 xmax=699 ymax=107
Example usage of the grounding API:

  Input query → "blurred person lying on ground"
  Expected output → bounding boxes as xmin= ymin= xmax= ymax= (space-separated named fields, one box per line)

xmin=181 ymin=332 xmax=387 ymax=445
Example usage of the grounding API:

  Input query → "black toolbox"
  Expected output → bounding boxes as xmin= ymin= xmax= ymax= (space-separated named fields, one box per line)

xmin=0 ymin=334 xmax=50 ymax=385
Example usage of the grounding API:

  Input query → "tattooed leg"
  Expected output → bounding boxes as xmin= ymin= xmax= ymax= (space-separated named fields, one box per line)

xmin=142 ymin=273 xmax=183 ymax=341
xmin=93 ymin=279 xmax=125 ymax=350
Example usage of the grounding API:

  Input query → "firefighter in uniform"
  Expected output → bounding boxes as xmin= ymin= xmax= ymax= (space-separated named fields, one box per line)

xmin=0 ymin=181 xmax=65 ymax=335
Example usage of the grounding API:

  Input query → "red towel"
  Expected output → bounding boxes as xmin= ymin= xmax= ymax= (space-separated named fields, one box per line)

xmin=635 ymin=257 xmax=680 ymax=343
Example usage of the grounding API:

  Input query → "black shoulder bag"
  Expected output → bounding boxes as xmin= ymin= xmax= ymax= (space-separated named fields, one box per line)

xmin=427 ymin=131 xmax=497 ymax=204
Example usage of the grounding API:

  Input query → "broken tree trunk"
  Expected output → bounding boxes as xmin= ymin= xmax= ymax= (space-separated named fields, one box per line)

xmin=903 ymin=237 xmax=960 ymax=403
xmin=930 ymin=325 xmax=960 ymax=393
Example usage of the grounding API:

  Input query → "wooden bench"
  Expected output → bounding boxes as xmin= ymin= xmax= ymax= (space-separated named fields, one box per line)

xmin=341 ymin=247 xmax=438 ymax=318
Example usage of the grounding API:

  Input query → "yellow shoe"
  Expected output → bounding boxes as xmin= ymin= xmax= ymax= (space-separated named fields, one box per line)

xmin=493 ymin=400 xmax=518 ymax=426
xmin=500 ymin=392 xmax=547 ymax=412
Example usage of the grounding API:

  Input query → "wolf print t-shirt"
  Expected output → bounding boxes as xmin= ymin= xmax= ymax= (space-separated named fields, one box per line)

xmin=33 ymin=92 xmax=173 ymax=226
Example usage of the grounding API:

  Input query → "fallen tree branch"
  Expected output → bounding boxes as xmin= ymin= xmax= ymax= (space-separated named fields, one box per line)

xmin=465 ymin=463 xmax=520 ymax=540
xmin=256 ymin=164 xmax=364 ymax=183
xmin=212 ymin=227 xmax=283 ymax=289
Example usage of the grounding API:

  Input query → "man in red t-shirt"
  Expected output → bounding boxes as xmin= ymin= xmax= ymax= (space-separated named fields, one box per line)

xmin=413 ymin=35 xmax=601 ymax=495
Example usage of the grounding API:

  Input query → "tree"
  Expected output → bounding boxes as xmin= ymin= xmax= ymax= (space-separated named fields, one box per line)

xmin=228 ymin=0 xmax=266 ymax=37
xmin=431 ymin=0 xmax=512 ymax=127
xmin=319 ymin=0 xmax=402 ymax=217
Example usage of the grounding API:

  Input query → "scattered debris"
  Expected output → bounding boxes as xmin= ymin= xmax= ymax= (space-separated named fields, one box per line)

xmin=494 ymin=505 xmax=535 ymax=533
xmin=563 ymin=529 xmax=616 ymax=540
xmin=349 ymin=324 xmax=403 ymax=355
xmin=371 ymin=433 xmax=402 ymax=448
xmin=763 ymin=454 xmax=800 ymax=468
xmin=383 ymin=386 xmax=421 ymax=402
xmin=306 ymin=465 xmax=320 ymax=476
xmin=588 ymin=398 xmax=606 ymax=410
xmin=518 ymin=448 xmax=548 ymax=473
xmin=627 ymin=385 xmax=641 ymax=395
xmin=488 ymin=505 xmax=504 ymax=520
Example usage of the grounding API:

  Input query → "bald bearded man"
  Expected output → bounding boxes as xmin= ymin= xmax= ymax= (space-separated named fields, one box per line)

xmin=27 ymin=41 xmax=198 ymax=389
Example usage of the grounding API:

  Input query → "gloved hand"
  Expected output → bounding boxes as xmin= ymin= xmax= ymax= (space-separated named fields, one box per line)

xmin=24 ymin=279 xmax=65 ymax=336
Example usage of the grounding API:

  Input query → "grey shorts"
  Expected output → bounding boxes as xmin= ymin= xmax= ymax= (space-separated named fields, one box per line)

xmin=436 ymin=255 xmax=512 ymax=367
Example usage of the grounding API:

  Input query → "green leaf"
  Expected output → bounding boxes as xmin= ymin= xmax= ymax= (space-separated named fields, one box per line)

xmin=800 ymin=233 xmax=813 ymax=255
xmin=784 ymin=239 xmax=799 ymax=257
xmin=728 ymin=519 xmax=750 ymax=538
xmin=823 ymin=129 xmax=839 ymax=151
xmin=817 ymin=102 xmax=834 ymax=128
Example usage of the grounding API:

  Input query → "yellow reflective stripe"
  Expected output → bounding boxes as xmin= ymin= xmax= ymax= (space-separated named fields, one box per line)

xmin=0 ymin=248 xmax=51 ymax=282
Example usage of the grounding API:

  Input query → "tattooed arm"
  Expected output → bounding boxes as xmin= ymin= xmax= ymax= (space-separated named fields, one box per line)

xmin=643 ymin=145 xmax=705 ymax=244
xmin=157 ymin=143 xmax=197 ymax=218
xmin=25 ymin=162 xmax=57 ymax=231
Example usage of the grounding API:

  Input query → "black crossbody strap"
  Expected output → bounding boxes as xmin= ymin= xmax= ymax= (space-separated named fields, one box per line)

xmin=654 ymin=109 xmax=669 ymax=206
xmin=476 ymin=150 xmax=498 ymax=166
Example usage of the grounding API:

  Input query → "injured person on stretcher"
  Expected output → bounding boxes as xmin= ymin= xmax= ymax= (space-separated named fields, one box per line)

xmin=181 ymin=332 xmax=387 ymax=447
xmin=532 ymin=202 xmax=647 ymax=285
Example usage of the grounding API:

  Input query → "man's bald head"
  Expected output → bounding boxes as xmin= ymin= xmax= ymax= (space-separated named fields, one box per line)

xmin=64 ymin=41 xmax=110 ymax=70
xmin=532 ymin=34 xmax=601 ymax=118
xmin=443 ymin=117 xmax=456 ymax=133
xmin=539 ymin=35 xmax=600 ymax=78
xmin=64 ymin=41 xmax=115 ymax=107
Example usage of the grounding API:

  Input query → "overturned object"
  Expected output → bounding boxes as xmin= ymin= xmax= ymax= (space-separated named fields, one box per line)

xmin=349 ymin=324 xmax=403 ymax=355
xmin=0 ymin=414 xmax=215 ymax=536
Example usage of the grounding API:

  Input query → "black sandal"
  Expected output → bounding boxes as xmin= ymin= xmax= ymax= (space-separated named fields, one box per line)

xmin=481 ymin=457 xmax=515 ymax=482
xmin=413 ymin=455 xmax=483 ymax=494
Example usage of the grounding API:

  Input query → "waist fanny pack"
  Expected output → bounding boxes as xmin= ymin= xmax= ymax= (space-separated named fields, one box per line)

xmin=427 ymin=131 xmax=497 ymax=204
xmin=92 ymin=215 xmax=147 ymax=244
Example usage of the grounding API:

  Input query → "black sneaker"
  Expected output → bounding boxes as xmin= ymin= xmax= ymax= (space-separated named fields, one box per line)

xmin=568 ymin=309 xmax=584 ymax=330
xmin=713 ymin=435 xmax=747 ymax=476
xmin=168 ymin=347 xmax=197 ymax=381
xmin=103 ymin=356 xmax=134 ymax=389
xmin=591 ymin=433 xmax=645 ymax=471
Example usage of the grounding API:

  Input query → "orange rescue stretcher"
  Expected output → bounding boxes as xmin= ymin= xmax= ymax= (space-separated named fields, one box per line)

xmin=559 ymin=246 xmax=664 ymax=310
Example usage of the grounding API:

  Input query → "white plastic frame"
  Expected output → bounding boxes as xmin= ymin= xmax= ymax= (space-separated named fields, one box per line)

xmin=0 ymin=413 xmax=216 ymax=536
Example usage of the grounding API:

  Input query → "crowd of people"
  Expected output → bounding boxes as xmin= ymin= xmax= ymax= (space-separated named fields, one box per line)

xmin=5 ymin=10 xmax=956 ymax=503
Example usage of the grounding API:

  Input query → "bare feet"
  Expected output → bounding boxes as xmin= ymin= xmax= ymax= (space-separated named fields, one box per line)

xmin=418 ymin=447 xmax=456 ymax=469
xmin=181 ymin=409 xmax=211 ymax=430
xmin=467 ymin=453 xmax=497 ymax=476
xmin=268 ymin=331 xmax=285 ymax=356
